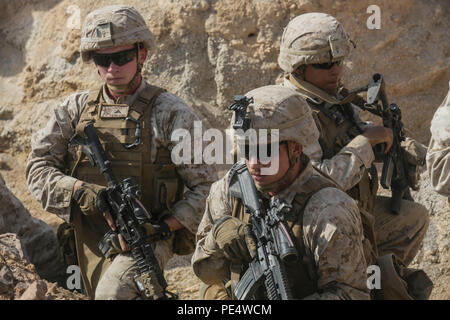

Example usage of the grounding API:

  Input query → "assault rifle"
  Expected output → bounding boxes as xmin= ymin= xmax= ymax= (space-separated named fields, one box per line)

xmin=349 ymin=73 xmax=417 ymax=214
xmin=71 ymin=122 xmax=176 ymax=300
xmin=232 ymin=161 xmax=297 ymax=300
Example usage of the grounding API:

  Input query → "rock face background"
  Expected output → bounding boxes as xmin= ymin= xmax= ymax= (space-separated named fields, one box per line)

xmin=0 ymin=233 xmax=85 ymax=300
xmin=0 ymin=0 xmax=448 ymax=299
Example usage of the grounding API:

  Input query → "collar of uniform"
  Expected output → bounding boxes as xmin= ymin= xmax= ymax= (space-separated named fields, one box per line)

xmin=283 ymin=75 xmax=324 ymax=105
xmin=284 ymin=75 xmax=347 ymax=105
xmin=101 ymin=79 xmax=147 ymax=105
xmin=269 ymin=161 xmax=314 ymax=205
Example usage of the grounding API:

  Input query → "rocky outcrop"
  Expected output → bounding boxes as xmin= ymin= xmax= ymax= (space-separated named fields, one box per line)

xmin=0 ymin=233 xmax=85 ymax=300
xmin=0 ymin=172 xmax=66 ymax=283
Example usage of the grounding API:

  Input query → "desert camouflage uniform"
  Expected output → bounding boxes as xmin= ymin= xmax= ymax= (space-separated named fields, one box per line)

xmin=427 ymin=84 xmax=450 ymax=198
xmin=193 ymin=159 xmax=369 ymax=300
xmin=0 ymin=175 xmax=66 ymax=283
xmin=26 ymin=5 xmax=217 ymax=299
xmin=26 ymin=79 xmax=216 ymax=299
xmin=193 ymin=85 xmax=369 ymax=300
xmin=278 ymin=13 xmax=429 ymax=266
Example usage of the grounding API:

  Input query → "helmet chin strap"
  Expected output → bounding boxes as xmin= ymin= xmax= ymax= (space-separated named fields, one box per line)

xmin=106 ymin=44 xmax=143 ymax=96
xmin=106 ymin=70 xmax=140 ymax=95
xmin=254 ymin=142 xmax=301 ymax=193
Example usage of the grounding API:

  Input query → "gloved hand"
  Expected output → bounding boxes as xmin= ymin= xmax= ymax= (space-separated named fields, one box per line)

xmin=72 ymin=182 xmax=109 ymax=216
xmin=212 ymin=216 xmax=256 ymax=265
xmin=143 ymin=220 xmax=173 ymax=243
xmin=98 ymin=230 xmax=124 ymax=259
xmin=401 ymin=137 xmax=427 ymax=167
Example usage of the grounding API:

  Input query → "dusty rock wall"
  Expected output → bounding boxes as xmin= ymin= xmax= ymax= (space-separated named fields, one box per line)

xmin=1 ymin=0 xmax=449 ymax=148
xmin=0 ymin=233 xmax=85 ymax=300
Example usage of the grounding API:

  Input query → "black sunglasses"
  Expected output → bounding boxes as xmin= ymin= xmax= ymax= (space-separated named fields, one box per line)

xmin=311 ymin=60 xmax=342 ymax=70
xmin=92 ymin=47 xmax=137 ymax=67
xmin=244 ymin=142 xmax=286 ymax=161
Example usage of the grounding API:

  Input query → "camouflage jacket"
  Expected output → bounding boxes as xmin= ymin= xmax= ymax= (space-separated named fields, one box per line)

xmin=192 ymin=161 xmax=370 ymax=300
xmin=282 ymin=77 xmax=375 ymax=191
xmin=427 ymin=85 xmax=450 ymax=197
xmin=26 ymin=79 xmax=217 ymax=234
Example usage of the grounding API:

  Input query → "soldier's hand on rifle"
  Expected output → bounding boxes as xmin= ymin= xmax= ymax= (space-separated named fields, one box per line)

xmin=212 ymin=216 xmax=256 ymax=265
xmin=362 ymin=126 xmax=394 ymax=153
xmin=72 ymin=181 xmax=108 ymax=216
xmin=103 ymin=211 xmax=130 ymax=252
xmin=73 ymin=181 xmax=130 ymax=251
xmin=143 ymin=220 xmax=173 ymax=242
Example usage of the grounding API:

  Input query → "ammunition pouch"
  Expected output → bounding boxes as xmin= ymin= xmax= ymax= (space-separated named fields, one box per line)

xmin=56 ymin=222 xmax=78 ymax=267
xmin=134 ymin=270 xmax=165 ymax=300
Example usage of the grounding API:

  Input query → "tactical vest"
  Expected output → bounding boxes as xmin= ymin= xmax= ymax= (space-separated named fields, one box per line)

xmin=67 ymin=84 xmax=184 ymax=215
xmin=64 ymin=83 xmax=184 ymax=298
xmin=307 ymin=100 xmax=379 ymax=214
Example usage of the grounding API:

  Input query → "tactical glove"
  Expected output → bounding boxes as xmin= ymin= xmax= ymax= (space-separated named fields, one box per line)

xmin=143 ymin=221 xmax=172 ymax=243
xmin=401 ymin=137 xmax=427 ymax=189
xmin=72 ymin=182 xmax=109 ymax=216
xmin=98 ymin=230 xmax=123 ymax=259
xmin=212 ymin=216 xmax=256 ymax=265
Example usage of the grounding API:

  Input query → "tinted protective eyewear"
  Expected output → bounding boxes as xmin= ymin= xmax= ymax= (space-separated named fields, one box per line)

xmin=93 ymin=47 xmax=137 ymax=67
xmin=244 ymin=142 xmax=286 ymax=161
xmin=311 ymin=60 xmax=342 ymax=70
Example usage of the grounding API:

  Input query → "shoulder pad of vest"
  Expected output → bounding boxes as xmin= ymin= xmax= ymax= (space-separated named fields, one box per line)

xmin=86 ymin=86 xmax=103 ymax=106
xmin=227 ymin=160 xmax=246 ymax=199
xmin=141 ymin=84 xmax=166 ymax=102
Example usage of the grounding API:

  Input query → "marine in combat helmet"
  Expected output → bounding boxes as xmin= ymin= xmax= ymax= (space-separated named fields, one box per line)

xmin=26 ymin=5 xmax=217 ymax=299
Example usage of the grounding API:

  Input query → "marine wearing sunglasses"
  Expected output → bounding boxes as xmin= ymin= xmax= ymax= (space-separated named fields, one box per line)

xmin=302 ymin=59 xmax=344 ymax=94
xmin=93 ymin=45 xmax=139 ymax=67
xmin=243 ymin=141 xmax=286 ymax=163
xmin=311 ymin=60 xmax=342 ymax=70
xmin=94 ymin=43 xmax=148 ymax=98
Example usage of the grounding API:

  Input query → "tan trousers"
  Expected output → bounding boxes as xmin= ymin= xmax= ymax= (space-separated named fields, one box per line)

xmin=372 ymin=196 xmax=429 ymax=266
xmin=94 ymin=237 xmax=174 ymax=300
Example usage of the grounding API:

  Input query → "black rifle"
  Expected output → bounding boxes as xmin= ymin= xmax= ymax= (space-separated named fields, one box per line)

xmin=350 ymin=73 xmax=416 ymax=214
xmin=71 ymin=122 xmax=176 ymax=300
xmin=232 ymin=161 xmax=298 ymax=300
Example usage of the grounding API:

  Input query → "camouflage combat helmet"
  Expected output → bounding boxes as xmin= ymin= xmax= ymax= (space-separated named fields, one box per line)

xmin=278 ymin=12 xmax=353 ymax=73
xmin=80 ymin=5 xmax=155 ymax=62
xmin=231 ymin=85 xmax=319 ymax=191
xmin=241 ymin=85 xmax=319 ymax=148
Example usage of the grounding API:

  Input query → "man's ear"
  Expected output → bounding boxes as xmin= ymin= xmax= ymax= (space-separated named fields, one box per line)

xmin=139 ymin=48 xmax=148 ymax=64
xmin=292 ymin=142 xmax=303 ymax=157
